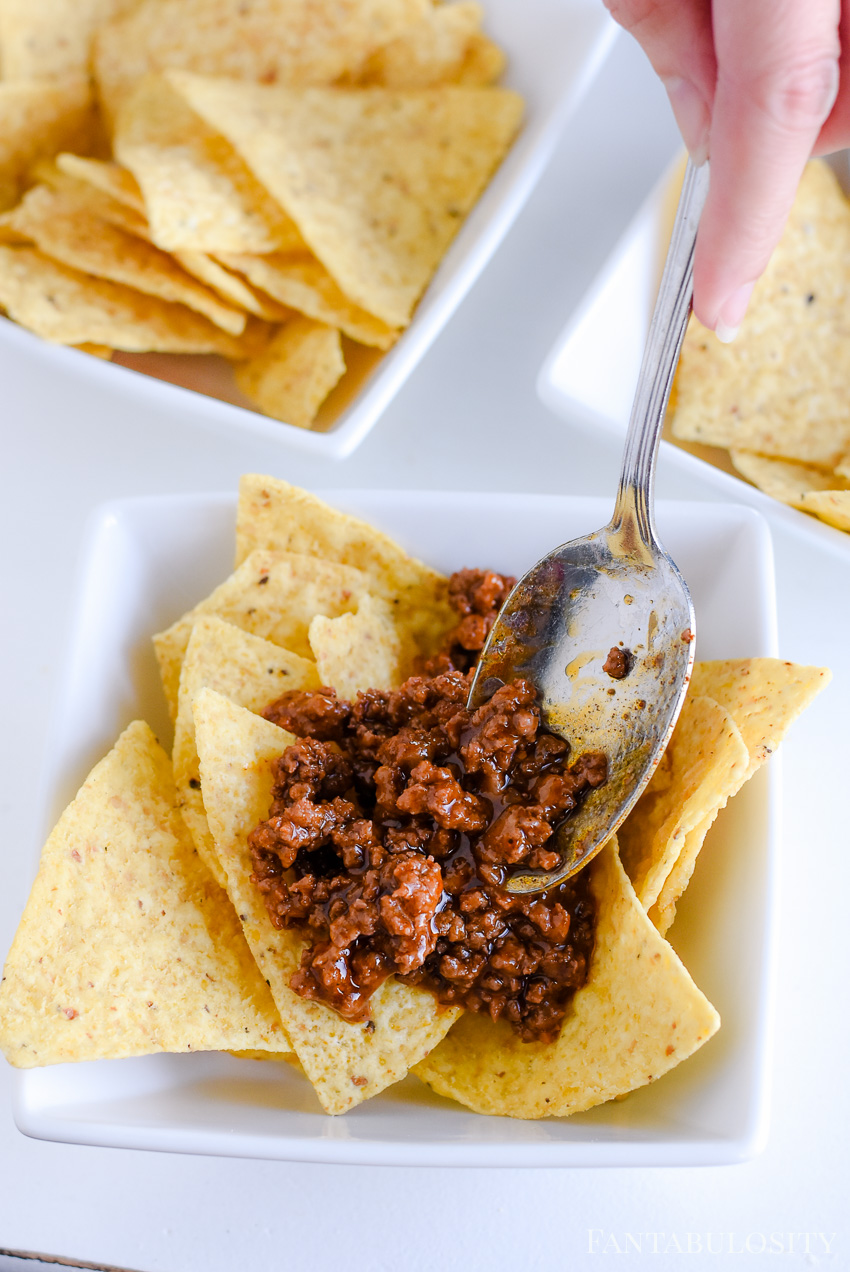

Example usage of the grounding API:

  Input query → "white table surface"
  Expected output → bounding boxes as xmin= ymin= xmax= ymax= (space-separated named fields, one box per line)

xmin=1 ymin=22 xmax=848 ymax=1271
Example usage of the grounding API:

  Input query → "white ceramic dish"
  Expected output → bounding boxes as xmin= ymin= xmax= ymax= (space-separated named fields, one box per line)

xmin=12 ymin=489 xmax=778 ymax=1166
xmin=538 ymin=157 xmax=850 ymax=559
xmin=0 ymin=0 xmax=615 ymax=460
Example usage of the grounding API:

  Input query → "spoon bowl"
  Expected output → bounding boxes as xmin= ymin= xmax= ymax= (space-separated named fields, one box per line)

xmin=470 ymin=160 xmax=709 ymax=892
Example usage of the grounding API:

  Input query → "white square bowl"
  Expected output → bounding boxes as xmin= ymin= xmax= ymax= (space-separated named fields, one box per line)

xmin=0 ymin=0 xmax=615 ymax=460
xmin=12 ymin=490 xmax=778 ymax=1166
xmin=537 ymin=158 xmax=850 ymax=559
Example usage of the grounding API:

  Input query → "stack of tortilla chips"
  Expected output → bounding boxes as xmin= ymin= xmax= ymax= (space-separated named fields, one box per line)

xmin=0 ymin=475 xmax=830 ymax=1117
xmin=0 ymin=0 xmax=522 ymax=428
xmin=671 ymin=160 xmax=850 ymax=536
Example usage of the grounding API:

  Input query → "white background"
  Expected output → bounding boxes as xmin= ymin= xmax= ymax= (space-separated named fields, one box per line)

xmin=1 ymin=21 xmax=848 ymax=1271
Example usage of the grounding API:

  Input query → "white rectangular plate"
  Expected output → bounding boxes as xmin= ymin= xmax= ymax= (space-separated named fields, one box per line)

xmin=538 ymin=157 xmax=850 ymax=559
xmin=14 ymin=490 xmax=778 ymax=1166
xmin=0 ymin=0 xmax=615 ymax=459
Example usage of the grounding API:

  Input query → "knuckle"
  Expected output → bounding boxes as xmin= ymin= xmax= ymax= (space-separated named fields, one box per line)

xmin=750 ymin=56 xmax=839 ymax=132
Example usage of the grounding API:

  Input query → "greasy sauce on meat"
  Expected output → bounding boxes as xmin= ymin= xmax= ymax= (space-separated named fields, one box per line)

xmin=248 ymin=570 xmax=607 ymax=1043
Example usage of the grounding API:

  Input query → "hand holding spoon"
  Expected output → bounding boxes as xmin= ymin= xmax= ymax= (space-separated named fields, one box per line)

xmin=469 ymin=159 xmax=710 ymax=893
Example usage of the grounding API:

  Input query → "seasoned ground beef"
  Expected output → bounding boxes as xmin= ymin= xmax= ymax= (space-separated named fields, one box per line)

xmin=249 ymin=569 xmax=607 ymax=1043
xmin=603 ymin=646 xmax=631 ymax=679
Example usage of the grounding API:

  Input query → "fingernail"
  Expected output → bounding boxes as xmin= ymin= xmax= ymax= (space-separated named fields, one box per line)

xmin=715 ymin=283 xmax=755 ymax=343
xmin=663 ymin=77 xmax=710 ymax=166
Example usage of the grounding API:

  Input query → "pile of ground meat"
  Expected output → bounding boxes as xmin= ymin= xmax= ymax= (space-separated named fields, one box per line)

xmin=248 ymin=569 xmax=607 ymax=1043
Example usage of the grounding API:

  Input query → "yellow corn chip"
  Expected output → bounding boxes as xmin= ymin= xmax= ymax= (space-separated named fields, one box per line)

xmin=0 ymin=245 xmax=250 ymax=354
xmin=798 ymin=489 xmax=850 ymax=532
xmin=217 ymin=251 xmax=399 ymax=349
xmin=74 ymin=342 xmax=113 ymax=359
xmin=618 ymin=695 xmax=749 ymax=911
xmin=55 ymin=152 xmax=145 ymax=213
xmin=194 ymin=689 xmax=460 ymax=1114
xmin=0 ymin=0 xmax=135 ymax=78
xmin=353 ymin=0 xmax=485 ymax=88
xmin=672 ymin=161 xmax=850 ymax=467
xmin=174 ymin=616 xmax=320 ymax=887
xmin=235 ymin=475 xmax=453 ymax=657
xmin=836 ymin=454 xmax=850 ymax=480
xmin=309 ymin=595 xmax=406 ymax=697
xmin=169 ymin=76 xmax=523 ymax=326
xmin=234 ymin=317 xmax=345 ymax=429
xmin=0 ymin=76 xmax=94 ymax=210
xmin=0 ymin=720 xmax=289 ymax=1068
xmin=30 ymin=158 xmax=153 ymax=239
xmin=454 ymin=32 xmax=507 ymax=85
xmin=173 ymin=250 xmax=292 ymax=320
xmin=115 ymin=74 xmax=305 ymax=254
xmin=94 ymin=0 xmax=430 ymax=120
xmin=6 ymin=184 xmax=246 ymax=334
xmin=644 ymin=659 xmax=830 ymax=933
xmin=730 ymin=450 xmax=850 ymax=510
xmin=690 ymin=659 xmax=831 ymax=778
xmin=153 ymin=547 xmax=375 ymax=721
xmin=413 ymin=841 xmax=719 ymax=1118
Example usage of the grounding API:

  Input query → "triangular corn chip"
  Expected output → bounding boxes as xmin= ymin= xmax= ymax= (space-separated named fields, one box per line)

xmin=6 ymin=184 xmax=246 ymax=334
xmin=672 ymin=161 xmax=850 ymax=467
xmin=217 ymin=251 xmax=399 ymax=348
xmin=0 ymin=245 xmax=251 ymax=353
xmin=56 ymin=152 xmax=145 ymax=213
xmin=114 ymin=73 xmax=305 ymax=254
xmin=352 ymin=0 xmax=485 ymax=88
xmin=618 ymin=695 xmax=749 ymax=910
xmin=413 ymin=842 xmax=719 ymax=1118
xmin=308 ymin=594 xmax=406 ymax=696
xmin=169 ymin=76 xmax=523 ymax=326
xmin=0 ymin=76 xmax=94 ymax=210
xmin=234 ymin=316 xmax=345 ymax=428
xmin=0 ymin=0 xmax=135 ymax=78
xmin=799 ymin=489 xmax=850 ymax=532
xmin=730 ymin=450 xmax=850 ymax=510
xmin=235 ymin=475 xmax=453 ymax=656
xmin=173 ymin=250 xmax=292 ymax=319
xmin=0 ymin=720 xmax=289 ymax=1067
xmin=173 ymin=616 xmax=320 ymax=887
xmin=94 ymin=0 xmax=430 ymax=119
xmin=153 ymin=546 xmax=375 ymax=720
xmin=195 ymin=689 xmax=460 ymax=1113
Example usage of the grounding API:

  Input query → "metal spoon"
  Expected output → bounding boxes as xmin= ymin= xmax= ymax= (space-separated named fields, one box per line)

xmin=468 ymin=158 xmax=710 ymax=893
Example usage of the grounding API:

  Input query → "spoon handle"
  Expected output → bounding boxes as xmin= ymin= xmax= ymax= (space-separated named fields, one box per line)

xmin=610 ymin=158 xmax=710 ymax=552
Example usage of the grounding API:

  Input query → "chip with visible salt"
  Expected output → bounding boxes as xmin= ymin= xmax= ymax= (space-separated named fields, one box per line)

xmin=0 ymin=720 xmax=289 ymax=1068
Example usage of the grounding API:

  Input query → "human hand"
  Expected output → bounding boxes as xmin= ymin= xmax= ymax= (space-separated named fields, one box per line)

xmin=605 ymin=0 xmax=849 ymax=339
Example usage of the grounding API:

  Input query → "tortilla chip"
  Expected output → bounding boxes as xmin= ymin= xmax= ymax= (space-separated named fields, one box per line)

xmin=194 ymin=689 xmax=460 ymax=1113
xmin=647 ymin=813 xmax=716 ymax=936
xmin=0 ymin=245 xmax=250 ymax=353
xmin=115 ymin=73 xmax=305 ymax=254
xmin=169 ymin=76 xmax=523 ymax=326
xmin=153 ymin=547 xmax=375 ymax=721
xmin=75 ymin=342 xmax=113 ymax=359
xmin=798 ymin=489 xmax=850 ymax=532
xmin=0 ymin=77 xmax=94 ymax=210
xmin=836 ymin=454 xmax=850 ymax=480
xmin=0 ymin=720 xmax=289 ymax=1068
xmin=6 ymin=184 xmax=246 ymax=334
xmin=309 ymin=595 xmax=405 ymax=697
xmin=353 ymin=1 xmax=485 ymax=88
xmin=30 ymin=158 xmax=152 ymax=239
xmin=730 ymin=450 xmax=850 ymax=510
xmin=234 ymin=316 xmax=345 ymax=429
xmin=454 ymin=32 xmax=507 ymax=85
xmin=0 ymin=0 xmax=134 ymax=78
xmin=217 ymin=251 xmax=400 ymax=348
xmin=173 ymin=250 xmax=292 ymax=320
xmin=690 ymin=659 xmax=831 ymax=778
xmin=413 ymin=842 xmax=719 ymax=1118
xmin=235 ymin=475 xmax=453 ymax=657
xmin=173 ymin=616 xmax=320 ymax=887
xmin=618 ymin=695 xmax=749 ymax=911
xmin=94 ymin=0 xmax=430 ymax=120
xmin=55 ymin=152 xmax=145 ymax=213
xmin=672 ymin=161 xmax=850 ymax=467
